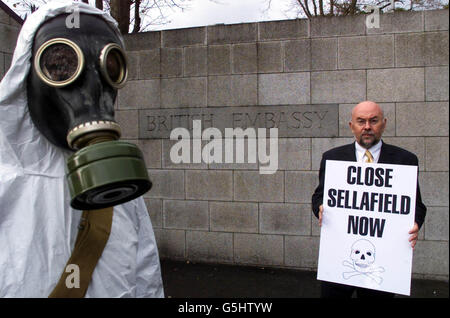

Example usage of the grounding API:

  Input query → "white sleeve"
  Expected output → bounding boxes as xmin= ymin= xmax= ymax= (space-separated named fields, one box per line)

xmin=135 ymin=197 xmax=165 ymax=298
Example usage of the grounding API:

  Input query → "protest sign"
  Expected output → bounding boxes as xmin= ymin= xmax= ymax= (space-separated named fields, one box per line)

xmin=317 ymin=160 xmax=417 ymax=296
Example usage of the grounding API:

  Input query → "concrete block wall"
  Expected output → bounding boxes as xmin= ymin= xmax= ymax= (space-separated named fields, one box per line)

xmin=120 ymin=9 xmax=449 ymax=281
xmin=0 ymin=6 xmax=20 ymax=80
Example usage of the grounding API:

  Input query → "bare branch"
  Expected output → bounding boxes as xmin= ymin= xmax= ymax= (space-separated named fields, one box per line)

xmin=319 ymin=0 xmax=325 ymax=15
xmin=312 ymin=0 xmax=318 ymax=16
xmin=299 ymin=0 xmax=313 ymax=18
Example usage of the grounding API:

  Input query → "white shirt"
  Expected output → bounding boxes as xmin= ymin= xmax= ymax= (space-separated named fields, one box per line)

xmin=355 ymin=140 xmax=382 ymax=163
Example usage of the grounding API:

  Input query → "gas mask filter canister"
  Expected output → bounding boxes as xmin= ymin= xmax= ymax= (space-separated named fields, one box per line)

xmin=33 ymin=37 xmax=152 ymax=210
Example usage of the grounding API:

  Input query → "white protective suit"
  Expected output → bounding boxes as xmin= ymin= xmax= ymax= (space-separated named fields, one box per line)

xmin=0 ymin=1 xmax=164 ymax=297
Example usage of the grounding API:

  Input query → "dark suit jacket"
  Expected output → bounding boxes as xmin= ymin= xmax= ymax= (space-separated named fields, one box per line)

xmin=311 ymin=141 xmax=427 ymax=228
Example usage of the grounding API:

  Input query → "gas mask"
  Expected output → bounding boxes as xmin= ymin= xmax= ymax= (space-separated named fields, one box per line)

xmin=27 ymin=14 xmax=151 ymax=210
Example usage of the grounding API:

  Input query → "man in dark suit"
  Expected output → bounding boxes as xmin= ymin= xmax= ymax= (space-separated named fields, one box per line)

xmin=312 ymin=101 xmax=427 ymax=298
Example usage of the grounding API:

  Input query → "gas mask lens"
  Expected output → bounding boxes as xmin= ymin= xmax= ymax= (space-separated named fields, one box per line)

xmin=35 ymin=38 xmax=84 ymax=87
xmin=100 ymin=43 xmax=128 ymax=89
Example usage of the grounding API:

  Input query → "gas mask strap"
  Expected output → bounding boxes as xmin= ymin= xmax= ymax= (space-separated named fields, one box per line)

xmin=48 ymin=207 xmax=113 ymax=298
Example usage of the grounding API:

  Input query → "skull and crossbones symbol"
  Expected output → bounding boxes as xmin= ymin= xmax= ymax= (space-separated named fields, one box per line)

xmin=342 ymin=239 xmax=385 ymax=285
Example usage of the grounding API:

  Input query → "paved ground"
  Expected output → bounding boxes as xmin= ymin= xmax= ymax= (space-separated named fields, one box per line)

xmin=161 ymin=259 xmax=449 ymax=298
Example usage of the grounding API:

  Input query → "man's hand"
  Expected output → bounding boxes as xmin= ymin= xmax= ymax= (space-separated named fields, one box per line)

xmin=318 ymin=205 xmax=323 ymax=227
xmin=408 ymin=222 xmax=419 ymax=249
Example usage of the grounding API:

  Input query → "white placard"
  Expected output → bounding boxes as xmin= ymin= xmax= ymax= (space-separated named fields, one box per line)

xmin=317 ymin=160 xmax=417 ymax=296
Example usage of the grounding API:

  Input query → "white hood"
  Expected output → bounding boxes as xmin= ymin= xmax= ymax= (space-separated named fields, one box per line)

xmin=0 ymin=1 xmax=164 ymax=297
